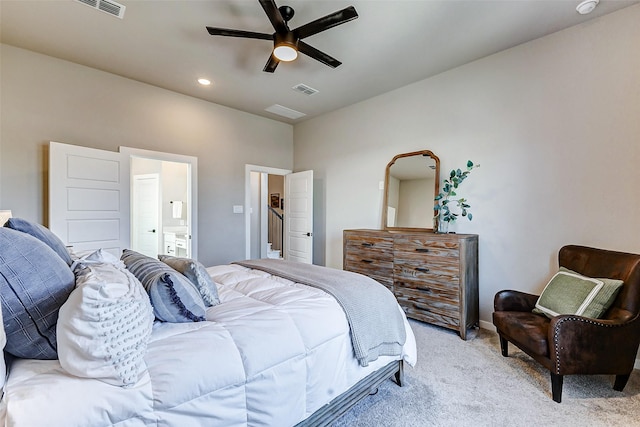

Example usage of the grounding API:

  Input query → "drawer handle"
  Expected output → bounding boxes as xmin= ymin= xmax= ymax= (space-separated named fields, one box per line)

xmin=416 ymin=287 xmax=432 ymax=293
xmin=415 ymin=267 xmax=430 ymax=273
xmin=413 ymin=303 xmax=430 ymax=312
xmin=415 ymin=248 xmax=430 ymax=253
xmin=361 ymin=259 xmax=374 ymax=264
xmin=361 ymin=242 xmax=374 ymax=247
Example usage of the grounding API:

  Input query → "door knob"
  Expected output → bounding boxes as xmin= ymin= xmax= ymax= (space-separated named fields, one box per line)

xmin=305 ymin=232 xmax=312 ymax=236
xmin=149 ymin=229 xmax=156 ymax=233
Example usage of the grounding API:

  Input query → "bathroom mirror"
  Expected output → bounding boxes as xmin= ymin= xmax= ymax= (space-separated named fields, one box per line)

xmin=382 ymin=150 xmax=440 ymax=229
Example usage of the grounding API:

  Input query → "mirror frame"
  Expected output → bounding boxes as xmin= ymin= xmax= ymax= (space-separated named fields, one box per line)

xmin=382 ymin=150 xmax=440 ymax=230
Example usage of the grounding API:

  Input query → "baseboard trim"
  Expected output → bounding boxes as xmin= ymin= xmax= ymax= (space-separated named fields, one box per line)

xmin=477 ymin=319 xmax=640 ymax=370
xmin=478 ymin=320 xmax=493 ymax=331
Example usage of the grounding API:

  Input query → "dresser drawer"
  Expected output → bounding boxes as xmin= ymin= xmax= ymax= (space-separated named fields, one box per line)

xmin=400 ymin=304 xmax=460 ymax=329
xmin=395 ymin=290 xmax=460 ymax=328
xmin=394 ymin=279 xmax=459 ymax=302
xmin=395 ymin=285 xmax=459 ymax=315
xmin=393 ymin=256 xmax=460 ymax=286
xmin=344 ymin=252 xmax=393 ymax=279
xmin=393 ymin=235 xmax=460 ymax=254
xmin=345 ymin=233 xmax=393 ymax=253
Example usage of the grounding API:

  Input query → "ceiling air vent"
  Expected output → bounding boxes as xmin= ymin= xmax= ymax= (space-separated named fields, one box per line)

xmin=265 ymin=104 xmax=306 ymax=120
xmin=292 ymin=84 xmax=319 ymax=96
xmin=75 ymin=0 xmax=126 ymax=19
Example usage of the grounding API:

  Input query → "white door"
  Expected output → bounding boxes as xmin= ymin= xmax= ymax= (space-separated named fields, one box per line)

xmin=132 ymin=174 xmax=160 ymax=257
xmin=49 ymin=141 xmax=129 ymax=257
xmin=285 ymin=170 xmax=313 ymax=264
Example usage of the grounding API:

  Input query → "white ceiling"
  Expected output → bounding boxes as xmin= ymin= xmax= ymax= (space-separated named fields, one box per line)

xmin=1 ymin=0 xmax=638 ymax=124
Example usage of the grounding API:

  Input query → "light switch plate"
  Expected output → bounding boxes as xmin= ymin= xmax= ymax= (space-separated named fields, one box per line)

xmin=233 ymin=205 xmax=244 ymax=214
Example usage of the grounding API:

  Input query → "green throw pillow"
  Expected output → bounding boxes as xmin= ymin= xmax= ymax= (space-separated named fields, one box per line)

xmin=533 ymin=267 xmax=623 ymax=319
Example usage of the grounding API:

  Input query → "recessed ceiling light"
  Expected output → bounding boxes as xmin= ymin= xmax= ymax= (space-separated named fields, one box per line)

xmin=197 ymin=78 xmax=211 ymax=86
xmin=576 ymin=0 xmax=599 ymax=15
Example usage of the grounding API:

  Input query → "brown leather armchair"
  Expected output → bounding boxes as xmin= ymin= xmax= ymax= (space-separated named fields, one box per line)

xmin=492 ymin=245 xmax=640 ymax=403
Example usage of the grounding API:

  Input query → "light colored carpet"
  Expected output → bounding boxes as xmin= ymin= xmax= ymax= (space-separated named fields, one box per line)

xmin=332 ymin=319 xmax=640 ymax=427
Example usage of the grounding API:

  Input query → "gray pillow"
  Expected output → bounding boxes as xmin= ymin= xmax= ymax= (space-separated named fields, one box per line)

xmin=5 ymin=217 xmax=73 ymax=266
xmin=0 ymin=227 xmax=75 ymax=359
xmin=121 ymin=249 xmax=206 ymax=323
xmin=158 ymin=255 xmax=220 ymax=307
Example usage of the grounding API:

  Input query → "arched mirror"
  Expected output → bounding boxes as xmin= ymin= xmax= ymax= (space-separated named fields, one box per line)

xmin=382 ymin=150 xmax=440 ymax=229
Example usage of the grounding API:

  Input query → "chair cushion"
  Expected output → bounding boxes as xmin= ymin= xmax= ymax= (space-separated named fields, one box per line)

xmin=534 ymin=267 xmax=623 ymax=319
xmin=492 ymin=311 xmax=550 ymax=357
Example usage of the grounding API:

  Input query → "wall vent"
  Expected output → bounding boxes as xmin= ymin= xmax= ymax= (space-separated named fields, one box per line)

xmin=292 ymin=84 xmax=319 ymax=96
xmin=265 ymin=104 xmax=306 ymax=120
xmin=76 ymin=0 xmax=126 ymax=19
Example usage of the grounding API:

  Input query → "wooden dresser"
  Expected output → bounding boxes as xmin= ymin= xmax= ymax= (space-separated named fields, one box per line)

xmin=343 ymin=229 xmax=478 ymax=340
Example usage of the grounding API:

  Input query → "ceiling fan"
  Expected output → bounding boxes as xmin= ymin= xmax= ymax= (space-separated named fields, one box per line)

xmin=206 ymin=0 xmax=358 ymax=73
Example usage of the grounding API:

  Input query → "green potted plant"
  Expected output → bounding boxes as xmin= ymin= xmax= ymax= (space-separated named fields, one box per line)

xmin=434 ymin=160 xmax=479 ymax=233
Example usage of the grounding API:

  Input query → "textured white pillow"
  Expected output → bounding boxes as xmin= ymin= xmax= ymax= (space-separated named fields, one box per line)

xmin=57 ymin=261 xmax=154 ymax=387
xmin=70 ymin=248 xmax=122 ymax=270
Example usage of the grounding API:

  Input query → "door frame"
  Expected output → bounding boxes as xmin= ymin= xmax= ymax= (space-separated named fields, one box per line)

xmin=122 ymin=147 xmax=198 ymax=259
xmin=244 ymin=164 xmax=291 ymax=260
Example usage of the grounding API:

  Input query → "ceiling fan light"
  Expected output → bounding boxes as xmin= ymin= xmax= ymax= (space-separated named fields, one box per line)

xmin=274 ymin=44 xmax=298 ymax=62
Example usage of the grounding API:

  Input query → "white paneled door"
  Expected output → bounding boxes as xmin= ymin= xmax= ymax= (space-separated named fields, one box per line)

xmin=49 ymin=141 xmax=129 ymax=257
xmin=132 ymin=174 xmax=160 ymax=257
xmin=284 ymin=170 xmax=313 ymax=264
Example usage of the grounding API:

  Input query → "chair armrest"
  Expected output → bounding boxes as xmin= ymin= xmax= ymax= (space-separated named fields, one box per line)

xmin=550 ymin=314 xmax=640 ymax=375
xmin=494 ymin=290 xmax=539 ymax=312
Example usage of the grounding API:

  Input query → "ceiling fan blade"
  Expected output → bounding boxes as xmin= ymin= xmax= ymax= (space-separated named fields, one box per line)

xmin=293 ymin=6 xmax=358 ymax=40
xmin=206 ymin=27 xmax=272 ymax=40
xmin=297 ymin=41 xmax=341 ymax=68
xmin=263 ymin=55 xmax=280 ymax=73
xmin=259 ymin=0 xmax=288 ymax=33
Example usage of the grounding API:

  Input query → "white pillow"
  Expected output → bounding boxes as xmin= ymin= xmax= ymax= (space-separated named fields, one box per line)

xmin=70 ymin=248 xmax=123 ymax=270
xmin=57 ymin=261 xmax=154 ymax=387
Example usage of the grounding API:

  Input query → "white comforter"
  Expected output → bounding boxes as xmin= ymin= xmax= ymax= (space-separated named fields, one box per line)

xmin=2 ymin=264 xmax=417 ymax=427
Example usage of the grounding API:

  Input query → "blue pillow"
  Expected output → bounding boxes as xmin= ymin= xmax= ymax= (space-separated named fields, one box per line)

xmin=121 ymin=249 xmax=206 ymax=323
xmin=0 ymin=227 xmax=75 ymax=359
xmin=158 ymin=255 xmax=220 ymax=307
xmin=5 ymin=217 xmax=73 ymax=266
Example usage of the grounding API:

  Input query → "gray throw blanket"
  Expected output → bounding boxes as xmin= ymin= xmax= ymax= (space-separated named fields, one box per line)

xmin=233 ymin=259 xmax=406 ymax=367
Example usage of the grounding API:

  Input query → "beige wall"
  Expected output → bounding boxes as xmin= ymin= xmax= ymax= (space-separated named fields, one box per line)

xmin=0 ymin=44 xmax=293 ymax=266
xmin=293 ymin=5 xmax=640 ymax=325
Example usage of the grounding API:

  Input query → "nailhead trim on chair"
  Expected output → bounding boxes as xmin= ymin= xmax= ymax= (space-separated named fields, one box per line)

xmin=553 ymin=316 xmax=619 ymax=374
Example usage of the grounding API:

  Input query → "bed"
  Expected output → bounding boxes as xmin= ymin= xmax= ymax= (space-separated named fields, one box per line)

xmin=0 ymin=219 xmax=416 ymax=426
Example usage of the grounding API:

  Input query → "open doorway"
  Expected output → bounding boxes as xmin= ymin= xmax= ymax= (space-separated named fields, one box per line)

xmin=245 ymin=164 xmax=314 ymax=263
xmin=130 ymin=158 xmax=191 ymax=258
xmin=248 ymin=172 xmax=285 ymax=259
xmin=123 ymin=147 xmax=198 ymax=260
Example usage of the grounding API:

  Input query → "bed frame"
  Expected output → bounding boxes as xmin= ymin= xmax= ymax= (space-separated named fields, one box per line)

xmin=296 ymin=360 xmax=404 ymax=427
